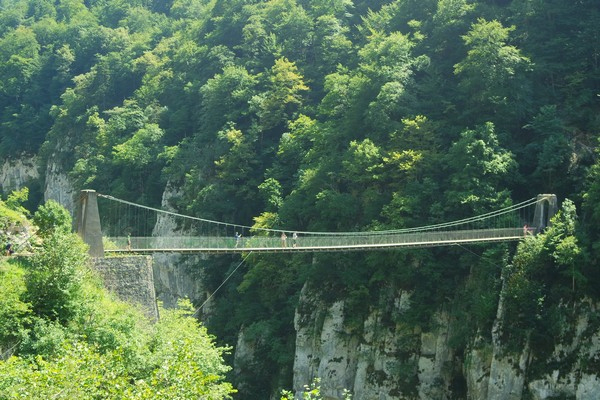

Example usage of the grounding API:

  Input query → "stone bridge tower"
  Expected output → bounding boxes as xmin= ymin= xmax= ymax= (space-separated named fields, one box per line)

xmin=75 ymin=189 xmax=104 ymax=257
xmin=532 ymin=194 xmax=558 ymax=232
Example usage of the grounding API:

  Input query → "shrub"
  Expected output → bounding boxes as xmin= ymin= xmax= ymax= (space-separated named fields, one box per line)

xmin=0 ymin=260 xmax=31 ymax=357
xmin=32 ymin=199 xmax=72 ymax=238
xmin=24 ymin=231 xmax=88 ymax=324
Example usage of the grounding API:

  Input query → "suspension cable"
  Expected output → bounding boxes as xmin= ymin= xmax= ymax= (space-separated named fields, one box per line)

xmin=192 ymin=251 xmax=253 ymax=317
xmin=97 ymin=193 xmax=539 ymax=237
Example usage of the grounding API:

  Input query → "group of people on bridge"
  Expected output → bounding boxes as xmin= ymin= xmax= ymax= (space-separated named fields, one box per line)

xmin=280 ymin=232 xmax=299 ymax=248
xmin=234 ymin=231 xmax=300 ymax=248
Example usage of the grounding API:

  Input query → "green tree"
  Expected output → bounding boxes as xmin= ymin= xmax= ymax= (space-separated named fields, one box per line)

xmin=142 ymin=300 xmax=235 ymax=398
xmin=502 ymin=199 xmax=584 ymax=353
xmin=0 ymin=26 xmax=40 ymax=100
xmin=33 ymin=199 xmax=72 ymax=237
xmin=523 ymin=105 xmax=572 ymax=193
xmin=272 ymin=114 xmax=321 ymax=191
xmin=0 ymin=25 xmax=43 ymax=154
xmin=24 ymin=230 xmax=88 ymax=325
xmin=0 ymin=189 xmax=30 ymax=244
xmin=0 ymin=199 xmax=235 ymax=398
xmin=199 ymin=65 xmax=257 ymax=135
xmin=444 ymin=122 xmax=516 ymax=216
xmin=252 ymin=57 xmax=309 ymax=131
xmin=0 ymin=260 xmax=31 ymax=356
xmin=0 ymin=302 xmax=236 ymax=399
xmin=113 ymin=123 xmax=164 ymax=169
xmin=454 ymin=18 xmax=531 ymax=127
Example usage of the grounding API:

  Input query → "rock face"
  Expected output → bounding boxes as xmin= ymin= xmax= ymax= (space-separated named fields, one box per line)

xmin=293 ymin=284 xmax=457 ymax=399
xmin=291 ymin=282 xmax=600 ymax=399
xmin=294 ymin=293 xmax=359 ymax=399
xmin=151 ymin=252 xmax=206 ymax=308
xmin=0 ymin=156 xmax=39 ymax=193
xmin=44 ymin=160 xmax=76 ymax=214
xmin=524 ymin=301 xmax=600 ymax=400
xmin=150 ymin=181 xmax=205 ymax=309
xmin=0 ymin=154 xmax=76 ymax=216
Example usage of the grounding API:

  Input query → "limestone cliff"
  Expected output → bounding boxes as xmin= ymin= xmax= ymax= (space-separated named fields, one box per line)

xmin=150 ymin=181 xmax=206 ymax=309
xmin=289 ymin=281 xmax=600 ymax=399
xmin=1 ymin=155 xmax=76 ymax=220
xmin=0 ymin=156 xmax=38 ymax=193
xmin=43 ymin=159 xmax=76 ymax=214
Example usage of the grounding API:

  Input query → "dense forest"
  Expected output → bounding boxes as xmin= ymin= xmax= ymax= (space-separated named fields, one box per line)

xmin=0 ymin=0 xmax=599 ymax=398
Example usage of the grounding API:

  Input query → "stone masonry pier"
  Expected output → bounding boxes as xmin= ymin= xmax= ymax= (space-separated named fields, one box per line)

xmin=92 ymin=255 xmax=159 ymax=321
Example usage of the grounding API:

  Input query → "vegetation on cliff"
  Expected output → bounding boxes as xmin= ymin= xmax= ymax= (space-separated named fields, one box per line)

xmin=0 ymin=194 xmax=235 ymax=399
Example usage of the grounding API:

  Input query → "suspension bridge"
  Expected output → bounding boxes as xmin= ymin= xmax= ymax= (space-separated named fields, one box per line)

xmin=75 ymin=190 xmax=557 ymax=257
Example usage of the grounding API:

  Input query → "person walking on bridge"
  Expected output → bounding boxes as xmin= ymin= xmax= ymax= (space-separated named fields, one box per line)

xmin=281 ymin=232 xmax=287 ymax=247
xmin=5 ymin=242 xmax=14 ymax=256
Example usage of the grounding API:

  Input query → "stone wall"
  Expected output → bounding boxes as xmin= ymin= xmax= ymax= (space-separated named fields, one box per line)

xmin=92 ymin=256 xmax=159 ymax=321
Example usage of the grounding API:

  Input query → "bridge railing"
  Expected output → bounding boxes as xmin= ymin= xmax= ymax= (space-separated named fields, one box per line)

xmin=106 ymin=227 xmax=525 ymax=251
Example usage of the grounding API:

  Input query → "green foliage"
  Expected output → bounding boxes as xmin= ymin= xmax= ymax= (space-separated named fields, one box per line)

xmin=143 ymin=299 xmax=235 ymax=399
xmin=454 ymin=18 xmax=531 ymax=124
xmin=199 ymin=65 xmax=257 ymax=134
xmin=0 ymin=192 xmax=28 ymax=235
xmin=4 ymin=188 xmax=29 ymax=213
xmin=32 ymin=199 xmax=72 ymax=237
xmin=0 ymin=260 xmax=31 ymax=355
xmin=450 ymin=247 xmax=506 ymax=349
xmin=0 ymin=26 xmax=40 ymax=99
xmin=113 ymin=123 xmax=164 ymax=168
xmin=252 ymin=57 xmax=309 ymax=130
xmin=0 ymin=205 xmax=235 ymax=398
xmin=445 ymin=122 xmax=516 ymax=216
xmin=501 ymin=199 xmax=584 ymax=354
xmin=281 ymin=378 xmax=352 ymax=400
xmin=0 ymin=302 xmax=236 ymax=399
xmin=24 ymin=230 xmax=88 ymax=325
xmin=258 ymin=177 xmax=283 ymax=211
xmin=0 ymin=340 xmax=130 ymax=399
xmin=522 ymin=105 xmax=573 ymax=193
xmin=0 ymin=189 xmax=32 ymax=257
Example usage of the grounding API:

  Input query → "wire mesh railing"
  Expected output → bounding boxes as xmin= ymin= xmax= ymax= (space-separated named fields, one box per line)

xmin=104 ymin=228 xmax=526 ymax=253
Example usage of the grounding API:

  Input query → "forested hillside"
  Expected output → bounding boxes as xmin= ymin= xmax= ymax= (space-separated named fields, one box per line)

xmin=0 ymin=194 xmax=234 ymax=398
xmin=0 ymin=0 xmax=599 ymax=398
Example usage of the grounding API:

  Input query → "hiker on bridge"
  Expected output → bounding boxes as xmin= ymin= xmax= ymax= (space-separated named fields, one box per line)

xmin=292 ymin=232 xmax=298 ymax=248
xmin=281 ymin=232 xmax=287 ymax=247
xmin=5 ymin=242 xmax=14 ymax=256
xmin=235 ymin=232 xmax=242 ymax=248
